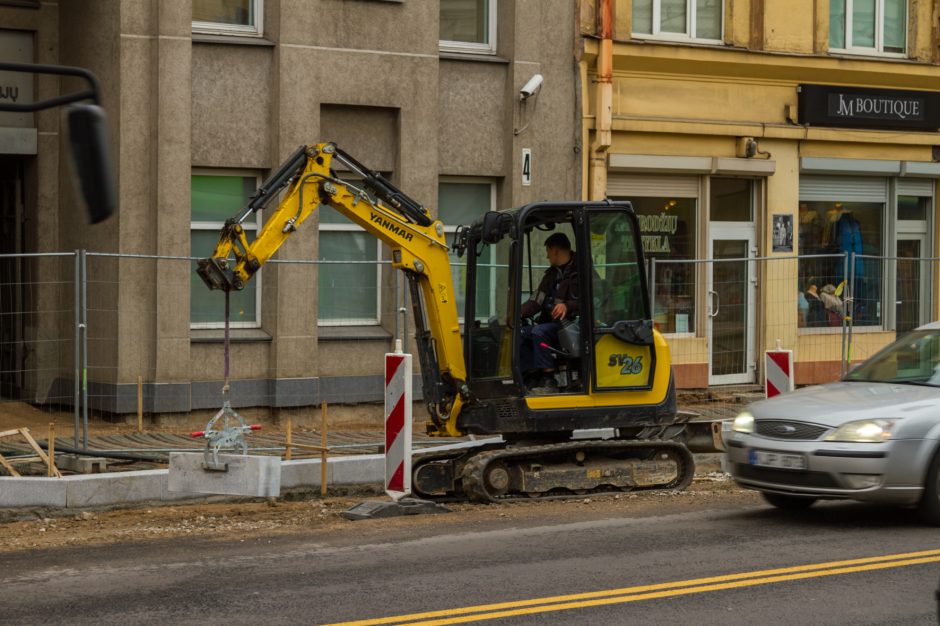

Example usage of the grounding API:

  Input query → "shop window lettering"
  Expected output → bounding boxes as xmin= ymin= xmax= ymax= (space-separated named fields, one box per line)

xmin=620 ymin=197 xmax=696 ymax=334
xmin=638 ymin=212 xmax=678 ymax=254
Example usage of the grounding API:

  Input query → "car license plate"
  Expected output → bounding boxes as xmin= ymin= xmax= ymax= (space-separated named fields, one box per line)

xmin=748 ymin=449 xmax=806 ymax=470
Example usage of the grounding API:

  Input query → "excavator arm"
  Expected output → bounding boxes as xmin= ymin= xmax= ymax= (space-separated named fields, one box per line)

xmin=196 ymin=143 xmax=468 ymax=436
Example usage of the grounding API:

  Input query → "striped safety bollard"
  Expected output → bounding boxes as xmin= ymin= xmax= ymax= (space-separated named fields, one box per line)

xmin=764 ymin=341 xmax=794 ymax=398
xmin=385 ymin=339 xmax=412 ymax=500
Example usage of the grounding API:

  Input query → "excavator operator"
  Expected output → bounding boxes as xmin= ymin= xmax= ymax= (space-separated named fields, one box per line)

xmin=519 ymin=232 xmax=580 ymax=394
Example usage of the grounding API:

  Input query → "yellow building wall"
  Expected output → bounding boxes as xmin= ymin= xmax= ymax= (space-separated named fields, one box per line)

xmin=579 ymin=0 xmax=940 ymax=387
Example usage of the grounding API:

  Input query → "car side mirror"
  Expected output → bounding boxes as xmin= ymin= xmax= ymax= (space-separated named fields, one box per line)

xmin=67 ymin=103 xmax=116 ymax=224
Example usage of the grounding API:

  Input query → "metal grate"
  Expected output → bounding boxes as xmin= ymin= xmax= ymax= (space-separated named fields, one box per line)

xmin=755 ymin=420 xmax=829 ymax=441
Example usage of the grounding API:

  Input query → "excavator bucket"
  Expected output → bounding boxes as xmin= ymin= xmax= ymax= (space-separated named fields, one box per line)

xmin=196 ymin=257 xmax=238 ymax=292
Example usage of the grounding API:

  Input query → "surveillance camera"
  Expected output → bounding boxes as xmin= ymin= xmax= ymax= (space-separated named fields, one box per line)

xmin=519 ymin=74 xmax=543 ymax=100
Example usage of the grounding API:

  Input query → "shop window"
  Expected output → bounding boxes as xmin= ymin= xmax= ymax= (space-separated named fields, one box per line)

xmin=632 ymin=0 xmax=722 ymax=42
xmin=629 ymin=197 xmax=697 ymax=334
xmin=797 ymin=201 xmax=883 ymax=329
xmin=191 ymin=173 xmax=261 ymax=328
xmin=193 ymin=0 xmax=263 ymax=37
xmin=439 ymin=181 xmax=496 ymax=322
xmin=318 ymin=206 xmax=381 ymax=326
xmin=829 ymin=0 xmax=906 ymax=55
xmin=440 ymin=0 xmax=496 ymax=54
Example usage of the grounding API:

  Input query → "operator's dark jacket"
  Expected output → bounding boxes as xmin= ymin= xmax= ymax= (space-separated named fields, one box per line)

xmin=520 ymin=256 xmax=579 ymax=323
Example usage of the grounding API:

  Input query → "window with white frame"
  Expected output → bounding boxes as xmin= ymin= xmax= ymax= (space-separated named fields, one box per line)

xmin=191 ymin=172 xmax=261 ymax=328
xmin=318 ymin=205 xmax=381 ymax=326
xmin=193 ymin=0 xmax=263 ymax=37
xmin=439 ymin=180 xmax=496 ymax=322
xmin=632 ymin=0 xmax=722 ymax=42
xmin=440 ymin=0 xmax=496 ymax=54
xmin=830 ymin=0 xmax=906 ymax=55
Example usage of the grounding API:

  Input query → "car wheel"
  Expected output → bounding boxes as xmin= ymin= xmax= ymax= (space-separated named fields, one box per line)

xmin=916 ymin=450 xmax=940 ymax=526
xmin=761 ymin=492 xmax=817 ymax=510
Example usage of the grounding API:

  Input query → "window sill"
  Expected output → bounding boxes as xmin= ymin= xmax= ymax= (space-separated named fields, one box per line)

xmin=439 ymin=51 xmax=510 ymax=64
xmin=192 ymin=34 xmax=276 ymax=47
xmin=318 ymin=326 xmax=393 ymax=342
xmin=827 ymin=49 xmax=907 ymax=61
xmin=191 ymin=328 xmax=272 ymax=343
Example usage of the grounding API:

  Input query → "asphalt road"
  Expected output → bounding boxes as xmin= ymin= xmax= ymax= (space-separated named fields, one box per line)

xmin=2 ymin=495 xmax=939 ymax=625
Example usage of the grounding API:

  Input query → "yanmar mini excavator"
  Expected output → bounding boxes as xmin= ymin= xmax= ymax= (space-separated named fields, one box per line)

xmin=197 ymin=143 xmax=712 ymax=502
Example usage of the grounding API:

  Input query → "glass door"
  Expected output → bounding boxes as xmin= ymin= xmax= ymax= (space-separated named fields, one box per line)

xmin=896 ymin=236 xmax=926 ymax=334
xmin=708 ymin=224 xmax=756 ymax=385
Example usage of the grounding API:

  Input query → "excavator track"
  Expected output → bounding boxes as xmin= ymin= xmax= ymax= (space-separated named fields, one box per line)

xmin=412 ymin=439 xmax=695 ymax=503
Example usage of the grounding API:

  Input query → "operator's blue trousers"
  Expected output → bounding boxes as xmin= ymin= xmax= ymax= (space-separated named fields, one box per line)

xmin=520 ymin=322 xmax=560 ymax=372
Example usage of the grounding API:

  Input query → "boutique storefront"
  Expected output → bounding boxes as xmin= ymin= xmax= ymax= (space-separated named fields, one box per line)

xmin=580 ymin=31 xmax=940 ymax=388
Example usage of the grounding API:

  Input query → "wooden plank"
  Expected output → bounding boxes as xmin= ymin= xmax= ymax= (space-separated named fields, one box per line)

xmin=17 ymin=427 xmax=62 ymax=478
xmin=0 ymin=453 xmax=21 ymax=477
xmin=0 ymin=428 xmax=23 ymax=438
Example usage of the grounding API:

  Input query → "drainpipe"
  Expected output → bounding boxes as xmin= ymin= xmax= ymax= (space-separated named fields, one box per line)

xmin=589 ymin=0 xmax=613 ymax=201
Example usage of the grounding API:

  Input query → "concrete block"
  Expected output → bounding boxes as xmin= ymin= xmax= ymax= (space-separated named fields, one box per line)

xmin=280 ymin=458 xmax=331 ymax=490
xmin=57 ymin=455 xmax=109 ymax=474
xmin=65 ymin=470 xmax=167 ymax=508
xmin=330 ymin=454 xmax=383 ymax=486
xmin=0 ymin=477 xmax=68 ymax=508
xmin=168 ymin=453 xmax=280 ymax=497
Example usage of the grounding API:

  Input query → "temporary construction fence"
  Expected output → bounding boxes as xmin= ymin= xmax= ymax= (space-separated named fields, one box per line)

xmin=0 ymin=250 xmax=935 ymax=446
xmin=650 ymin=252 xmax=937 ymax=400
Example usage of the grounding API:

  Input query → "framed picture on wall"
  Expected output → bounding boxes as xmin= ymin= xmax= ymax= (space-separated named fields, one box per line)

xmin=772 ymin=213 xmax=793 ymax=253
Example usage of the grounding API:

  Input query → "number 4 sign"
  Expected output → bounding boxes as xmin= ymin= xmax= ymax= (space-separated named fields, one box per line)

xmin=521 ymin=148 xmax=531 ymax=187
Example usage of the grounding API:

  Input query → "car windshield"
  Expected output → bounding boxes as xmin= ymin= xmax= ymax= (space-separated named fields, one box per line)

xmin=845 ymin=329 xmax=940 ymax=387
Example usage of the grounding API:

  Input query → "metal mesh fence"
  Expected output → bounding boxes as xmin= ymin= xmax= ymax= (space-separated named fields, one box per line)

xmin=0 ymin=250 xmax=937 ymax=447
xmin=0 ymin=252 xmax=78 ymax=424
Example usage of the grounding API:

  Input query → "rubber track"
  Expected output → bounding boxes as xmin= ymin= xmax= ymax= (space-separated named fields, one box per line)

xmin=459 ymin=439 xmax=695 ymax=503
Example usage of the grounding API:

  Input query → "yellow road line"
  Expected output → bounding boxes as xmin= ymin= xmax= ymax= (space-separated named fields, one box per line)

xmin=324 ymin=548 xmax=940 ymax=626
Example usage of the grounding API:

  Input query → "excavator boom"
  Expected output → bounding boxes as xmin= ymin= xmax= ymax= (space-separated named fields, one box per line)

xmin=197 ymin=143 xmax=467 ymax=436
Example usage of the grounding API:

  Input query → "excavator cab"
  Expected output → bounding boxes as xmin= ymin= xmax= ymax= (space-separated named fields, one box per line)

xmin=455 ymin=202 xmax=676 ymax=439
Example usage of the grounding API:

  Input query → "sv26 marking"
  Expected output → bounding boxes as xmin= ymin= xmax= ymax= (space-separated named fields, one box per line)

xmin=608 ymin=354 xmax=643 ymax=375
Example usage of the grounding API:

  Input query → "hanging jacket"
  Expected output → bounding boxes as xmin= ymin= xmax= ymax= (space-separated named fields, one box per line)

xmin=836 ymin=213 xmax=864 ymax=280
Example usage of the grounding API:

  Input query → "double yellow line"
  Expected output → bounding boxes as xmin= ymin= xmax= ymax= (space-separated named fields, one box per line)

xmin=325 ymin=548 xmax=940 ymax=626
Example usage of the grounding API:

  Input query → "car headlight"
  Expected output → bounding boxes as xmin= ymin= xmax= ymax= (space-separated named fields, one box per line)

xmin=733 ymin=411 xmax=754 ymax=434
xmin=824 ymin=419 xmax=898 ymax=443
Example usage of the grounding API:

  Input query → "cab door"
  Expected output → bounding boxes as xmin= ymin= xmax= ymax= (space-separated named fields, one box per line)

xmin=585 ymin=207 xmax=656 ymax=391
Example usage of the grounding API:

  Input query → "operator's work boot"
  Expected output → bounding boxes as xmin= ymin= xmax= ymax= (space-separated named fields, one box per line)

xmin=529 ymin=374 xmax=559 ymax=395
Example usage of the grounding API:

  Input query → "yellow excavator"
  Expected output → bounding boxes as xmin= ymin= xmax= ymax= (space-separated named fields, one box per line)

xmin=198 ymin=143 xmax=710 ymax=502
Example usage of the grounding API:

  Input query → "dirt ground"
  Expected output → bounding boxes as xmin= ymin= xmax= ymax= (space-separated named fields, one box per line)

xmin=0 ymin=400 xmax=397 ymax=439
xmin=1 ymin=401 xmax=751 ymax=555
xmin=0 ymin=476 xmax=758 ymax=554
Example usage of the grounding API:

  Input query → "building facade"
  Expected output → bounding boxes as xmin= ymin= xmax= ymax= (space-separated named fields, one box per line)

xmin=579 ymin=0 xmax=940 ymax=388
xmin=0 ymin=0 xmax=581 ymax=416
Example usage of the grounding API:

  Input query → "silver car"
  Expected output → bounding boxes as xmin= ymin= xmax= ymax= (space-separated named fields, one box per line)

xmin=725 ymin=323 xmax=940 ymax=525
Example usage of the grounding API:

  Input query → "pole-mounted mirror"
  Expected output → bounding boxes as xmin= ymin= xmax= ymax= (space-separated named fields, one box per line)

xmin=0 ymin=62 xmax=116 ymax=224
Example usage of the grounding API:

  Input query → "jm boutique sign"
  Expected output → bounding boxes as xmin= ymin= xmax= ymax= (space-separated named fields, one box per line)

xmin=798 ymin=85 xmax=940 ymax=131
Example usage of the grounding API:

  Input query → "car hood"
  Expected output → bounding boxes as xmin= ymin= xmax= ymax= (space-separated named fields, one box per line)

xmin=747 ymin=381 xmax=939 ymax=426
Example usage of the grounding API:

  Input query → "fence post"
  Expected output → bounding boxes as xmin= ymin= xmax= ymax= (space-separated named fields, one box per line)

xmin=847 ymin=252 xmax=856 ymax=373
xmin=840 ymin=252 xmax=848 ymax=377
xmin=73 ymin=250 xmax=80 ymax=448
xmin=81 ymin=249 xmax=89 ymax=450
